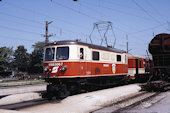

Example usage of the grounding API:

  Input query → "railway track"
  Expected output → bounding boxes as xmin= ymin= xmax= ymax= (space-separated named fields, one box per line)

xmin=0 ymin=84 xmax=46 ymax=98
xmin=92 ymin=91 xmax=160 ymax=113
xmin=0 ymin=98 xmax=61 ymax=110
xmin=0 ymin=83 xmax=46 ymax=89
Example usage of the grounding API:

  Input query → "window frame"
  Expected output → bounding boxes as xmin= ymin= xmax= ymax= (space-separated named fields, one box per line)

xmin=92 ymin=51 xmax=100 ymax=61
xmin=56 ymin=46 xmax=69 ymax=60
xmin=44 ymin=47 xmax=55 ymax=61
xmin=117 ymin=55 xmax=121 ymax=62
xmin=80 ymin=48 xmax=84 ymax=59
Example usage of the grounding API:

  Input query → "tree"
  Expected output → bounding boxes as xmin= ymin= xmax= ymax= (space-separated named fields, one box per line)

xmin=29 ymin=41 xmax=45 ymax=73
xmin=0 ymin=47 xmax=13 ymax=71
xmin=13 ymin=45 xmax=29 ymax=72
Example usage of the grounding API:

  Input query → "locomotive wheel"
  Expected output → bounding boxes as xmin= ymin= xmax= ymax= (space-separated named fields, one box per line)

xmin=46 ymin=84 xmax=57 ymax=100
xmin=46 ymin=84 xmax=70 ymax=99
xmin=57 ymin=84 xmax=70 ymax=99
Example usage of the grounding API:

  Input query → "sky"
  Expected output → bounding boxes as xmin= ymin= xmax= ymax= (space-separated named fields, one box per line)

xmin=0 ymin=0 xmax=169 ymax=56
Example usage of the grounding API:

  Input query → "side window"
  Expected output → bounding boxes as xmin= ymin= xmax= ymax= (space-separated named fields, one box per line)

xmin=92 ymin=51 xmax=99 ymax=60
xmin=117 ymin=55 xmax=121 ymax=62
xmin=80 ymin=48 xmax=84 ymax=59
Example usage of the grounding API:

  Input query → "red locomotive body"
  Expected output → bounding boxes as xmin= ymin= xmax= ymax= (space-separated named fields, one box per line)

xmin=43 ymin=40 xmax=128 ymax=98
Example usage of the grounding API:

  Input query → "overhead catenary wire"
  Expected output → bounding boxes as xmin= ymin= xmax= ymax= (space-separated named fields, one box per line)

xmin=80 ymin=0 xmax=169 ymax=43
xmin=0 ymin=35 xmax=37 ymax=42
xmin=0 ymin=18 xmax=44 ymax=30
xmin=128 ymin=22 xmax=167 ymax=35
xmin=1 ymin=2 xmax=119 ymax=44
xmin=81 ymin=0 xmax=169 ymax=36
xmin=144 ymin=0 xmax=168 ymax=22
xmin=77 ymin=1 xmax=129 ymax=33
xmin=83 ymin=0 xmax=154 ymax=22
xmin=2 ymin=1 xmax=98 ymax=41
xmin=94 ymin=0 xmax=169 ymax=45
xmin=2 ymin=0 xmax=159 ymax=40
xmin=2 ymin=1 xmax=88 ymax=29
xmin=0 ymin=13 xmax=97 ymax=44
xmin=132 ymin=0 xmax=165 ymax=27
xmin=0 ymin=25 xmax=42 ymax=35
xmin=0 ymin=11 xmax=44 ymax=26
xmin=51 ymin=0 xmax=100 ymax=21
xmin=0 ymin=11 xmax=88 ymax=39
xmin=0 ymin=0 xmax=169 ymax=56
xmin=103 ymin=0 xmax=141 ymax=11
xmin=2 ymin=0 xmax=169 ymax=36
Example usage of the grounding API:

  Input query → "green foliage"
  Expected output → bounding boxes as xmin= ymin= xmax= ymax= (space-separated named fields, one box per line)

xmin=0 ymin=47 xmax=13 ymax=71
xmin=32 ymin=41 xmax=45 ymax=52
xmin=0 ymin=41 xmax=45 ymax=74
xmin=13 ymin=45 xmax=30 ymax=72
xmin=28 ymin=41 xmax=45 ymax=74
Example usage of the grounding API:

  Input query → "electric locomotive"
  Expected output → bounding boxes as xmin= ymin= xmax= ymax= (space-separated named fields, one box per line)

xmin=43 ymin=40 xmax=128 ymax=98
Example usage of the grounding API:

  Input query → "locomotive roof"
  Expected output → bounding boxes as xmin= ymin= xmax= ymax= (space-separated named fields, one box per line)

xmin=46 ymin=40 xmax=126 ymax=53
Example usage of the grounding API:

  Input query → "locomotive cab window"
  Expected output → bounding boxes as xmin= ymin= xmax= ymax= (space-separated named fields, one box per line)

xmin=56 ymin=47 xmax=69 ymax=60
xmin=45 ymin=47 xmax=55 ymax=61
xmin=117 ymin=55 xmax=121 ymax=62
xmin=92 ymin=51 xmax=99 ymax=60
xmin=80 ymin=48 xmax=84 ymax=59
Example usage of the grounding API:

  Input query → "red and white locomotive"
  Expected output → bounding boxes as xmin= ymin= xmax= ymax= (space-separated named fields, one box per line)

xmin=43 ymin=40 xmax=129 ymax=98
xmin=43 ymin=40 xmax=150 ymax=98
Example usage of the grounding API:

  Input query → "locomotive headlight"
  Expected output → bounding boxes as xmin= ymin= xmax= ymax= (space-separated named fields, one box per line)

xmin=60 ymin=65 xmax=67 ymax=71
xmin=44 ymin=66 xmax=49 ymax=71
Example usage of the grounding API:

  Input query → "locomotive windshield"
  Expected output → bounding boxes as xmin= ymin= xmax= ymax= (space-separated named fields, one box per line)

xmin=56 ymin=47 xmax=69 ymax=60
xmin=45 ymin=47 xmax=55 ymax=61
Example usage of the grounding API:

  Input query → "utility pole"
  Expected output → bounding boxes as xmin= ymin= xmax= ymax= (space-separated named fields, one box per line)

xmin=126 ymin=34 xmax=132 ymax=53
xmin=126 ymin=35 xmax=128 ymax=53
xmin=126 ymin=35 xmax=129 ymax=53
xmin=44 ymin=21 xmax=53 ymax=44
